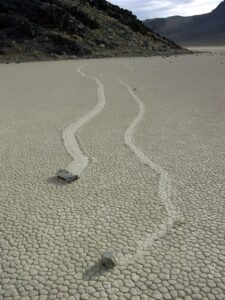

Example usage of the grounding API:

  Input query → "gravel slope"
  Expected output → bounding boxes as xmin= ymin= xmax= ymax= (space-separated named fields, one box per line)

xmin=0 ymin=48 xmax=225 ymax=299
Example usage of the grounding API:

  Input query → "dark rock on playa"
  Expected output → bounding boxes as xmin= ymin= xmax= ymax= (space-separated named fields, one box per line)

xmin=56 ymin=169 xmax=79 ymax=183
xmin=101 ymin=251 xmax=117 ymax=269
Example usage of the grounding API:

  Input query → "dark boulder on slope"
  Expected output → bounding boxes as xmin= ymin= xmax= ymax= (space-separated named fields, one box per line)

xmin=0 ymin=0 xmax=186 ymax=62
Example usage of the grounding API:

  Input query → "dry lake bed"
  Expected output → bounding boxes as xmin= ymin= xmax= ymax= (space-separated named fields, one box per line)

xmin=0 ymin=47 xmax=225 ymax=300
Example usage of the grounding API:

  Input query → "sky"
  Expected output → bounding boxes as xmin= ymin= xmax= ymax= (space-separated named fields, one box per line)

xmin=108 ymin=0 xmax=221 ymax=20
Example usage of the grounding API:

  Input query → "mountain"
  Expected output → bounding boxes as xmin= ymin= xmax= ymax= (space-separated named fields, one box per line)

xmin=0 ymin=0 xmax=184 ymax=62
xmin=144 ymin=0 xmax=225 ymax=46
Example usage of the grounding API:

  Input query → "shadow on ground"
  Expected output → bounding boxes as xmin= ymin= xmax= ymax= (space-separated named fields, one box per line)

xmin=83 ymin=262 xmax=109 ymax=280
xmin=47 ymin=176 xmax=69 ymax=186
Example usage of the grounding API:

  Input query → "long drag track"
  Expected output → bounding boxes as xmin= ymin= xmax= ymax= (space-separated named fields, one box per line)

xmin=0 ymin=49 xmax=225 ymax=299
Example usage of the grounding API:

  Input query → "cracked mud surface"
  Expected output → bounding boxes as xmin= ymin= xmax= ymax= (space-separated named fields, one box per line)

xmin=0 ymin=48 xmax=225 ymax=300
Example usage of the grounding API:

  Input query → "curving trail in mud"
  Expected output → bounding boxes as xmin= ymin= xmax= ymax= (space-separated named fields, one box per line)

xmin=63 ymin=61 xmax=178 ymax=262
xmin=115 ymin=77 xmax=178 ymax=263
xmin=62 ymin=65 xmax=107 ymax=176
xmin=120 ymin=61 xmax=134 ymax=71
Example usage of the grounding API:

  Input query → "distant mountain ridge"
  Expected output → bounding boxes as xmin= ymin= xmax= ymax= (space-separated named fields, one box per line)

xmin=0 ymin=0 xmax=184 ymax=62
xmin=144 ymin=0 xmax=225 ymax=45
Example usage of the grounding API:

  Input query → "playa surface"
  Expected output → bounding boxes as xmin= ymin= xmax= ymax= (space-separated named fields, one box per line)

xmin=0 ymin=48 xmax=225 ymax=300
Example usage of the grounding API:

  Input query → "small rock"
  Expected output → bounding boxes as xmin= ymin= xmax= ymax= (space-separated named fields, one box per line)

xmin=56 ymin=169 xmax=79 ymax=183
xmin=173 ymin=216 xmax=186 ymax=227
xmin=101 ymin=251 xmax=117 ymax=269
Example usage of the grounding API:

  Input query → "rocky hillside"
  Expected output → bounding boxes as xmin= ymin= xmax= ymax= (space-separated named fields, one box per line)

xmin=144 ymin=0 xmax=225 ymax=46
xmin=0 ymin=0 xmax=184 ymax=62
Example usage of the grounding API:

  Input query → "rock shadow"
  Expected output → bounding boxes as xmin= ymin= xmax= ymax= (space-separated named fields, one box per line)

xmin=47 ymin=176 xmax=69 ymax=186
xmin=83 ymin=262 xmax=108 ymax=280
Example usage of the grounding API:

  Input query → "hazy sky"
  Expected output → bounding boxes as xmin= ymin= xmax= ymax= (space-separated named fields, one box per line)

xmin=108 ymin=0 xmax=221 ymax=19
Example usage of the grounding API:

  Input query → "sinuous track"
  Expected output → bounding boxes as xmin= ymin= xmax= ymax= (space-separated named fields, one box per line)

xmin=1 ymin=50 xmax=225 ymax=299
xmin=62 ymin=65 xmax=106 ymax=176
xmin=114 ymin=76 xmax=177 ymax=258
xmin=116 ymin=78 xmax=176 ymax=221
xmin=65 ymin=64 xmax=176 ymax=232
xmin=120 ymin=61 xmax=134 ymax=72
xmin=64 ymin=63 xmax=177 ymax=263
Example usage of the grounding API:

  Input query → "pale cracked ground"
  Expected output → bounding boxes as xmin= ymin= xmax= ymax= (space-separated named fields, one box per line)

xmin=0 ymin=47 xmax=225 ymax=300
